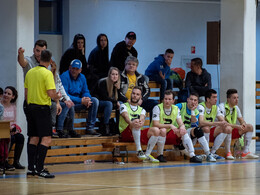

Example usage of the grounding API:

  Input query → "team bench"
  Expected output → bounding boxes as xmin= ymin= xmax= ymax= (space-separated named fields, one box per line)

xmin=102 ymin=137 xmax=259 ymax=163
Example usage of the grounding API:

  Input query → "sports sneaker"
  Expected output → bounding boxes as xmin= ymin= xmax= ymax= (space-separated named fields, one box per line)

xmin=145 ymin=154 xmax=159 ymax=163
xmin=196 ymin=154 xmax=207 ymax=161
xmin=86 ymin=130 xmax=101 ymax=137
xmin=190 ymin=156 xmax=202 ymax=163
xmin=27 ymin=169 xmax=36 ymax=177
xmin=206 ymin=154 xmax=216 ymax=162
xmin=5 ymin=161 xmax=15 ymax=171
xmin=241 ymin=152 xmax=259 ymax=159
xmin=212 ymin=154 xmax=225 ymax=160
xmin=52 ymin=128 xmax=59 ymax=138
xmin=38 ymin=169 xmax=55 ymax=178
xmin=157 ymin=155 xmax=167 ymax=162
xmin=226 ymin=152 xmax=235 ymax=160
xmin=136 ymin=150 xmax=147 ymax=160
xmin=57 ymin=130 xmax=69 ymax=138
xmin=69 ymin=130 xmax=81 ymax=138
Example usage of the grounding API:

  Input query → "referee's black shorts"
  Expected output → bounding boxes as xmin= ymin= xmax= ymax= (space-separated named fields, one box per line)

xmin=27 ymin=104 xmax=52 ymax=137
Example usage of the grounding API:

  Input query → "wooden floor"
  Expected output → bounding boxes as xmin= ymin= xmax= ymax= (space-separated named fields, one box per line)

xmin=1 ymin=158 xmax=260 ymax=195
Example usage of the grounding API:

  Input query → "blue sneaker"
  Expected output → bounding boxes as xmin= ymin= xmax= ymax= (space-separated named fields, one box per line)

xmin=213 ymin=153 xmax=225 ymax=160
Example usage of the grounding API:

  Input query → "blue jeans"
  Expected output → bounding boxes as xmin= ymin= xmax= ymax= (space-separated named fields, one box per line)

xmin=56 ymin=101 xmax=75 ymax=131
xmin=98 ymin=101 xmax=113 ymax=124
xmin=74 ymin=97 xmax=99 ymax=131
xmin=148 ymin=75 xmax=173 ymax=100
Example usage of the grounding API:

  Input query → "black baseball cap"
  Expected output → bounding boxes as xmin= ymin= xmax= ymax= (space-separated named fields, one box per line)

xmin=125 ymin=31 xmax=136 ymax=40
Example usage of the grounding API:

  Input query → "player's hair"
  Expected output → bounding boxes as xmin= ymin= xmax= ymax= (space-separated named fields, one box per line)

xmin=205 ymin=89 xmax=217 ymax=101
xmin=34 ymin=40 xmax=47 ymax=48
xmin=40 ymin=50 xmax=52 ymax=62
xmin=164 ymin=89 xmax=176 ymax=99
xmin=226 ymin=89 xmax=238 ymax=98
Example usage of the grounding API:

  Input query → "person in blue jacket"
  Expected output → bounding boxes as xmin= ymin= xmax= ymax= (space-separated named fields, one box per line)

xmin=145 ymin=49 xmax=174 ymax=101
xmin=60 ymin=59 xmax=100 ymax=136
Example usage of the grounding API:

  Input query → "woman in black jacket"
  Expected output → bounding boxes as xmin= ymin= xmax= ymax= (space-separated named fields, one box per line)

xmin=96 ymin=67 xmax=120 ymax=135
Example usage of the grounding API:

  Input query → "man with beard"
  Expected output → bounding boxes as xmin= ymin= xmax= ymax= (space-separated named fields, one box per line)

xmin=119 ymin=86 xmax=159 ymax=162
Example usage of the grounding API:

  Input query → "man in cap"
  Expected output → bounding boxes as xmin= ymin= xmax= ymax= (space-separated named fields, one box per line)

xmin=110 ymin=31 xmax=137 ymax=71
xmin=60 ymin=59 xmax=100 ymax=136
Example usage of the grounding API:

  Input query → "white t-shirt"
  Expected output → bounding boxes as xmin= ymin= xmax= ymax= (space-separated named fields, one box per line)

xmin=120 ymin=103 xmax=146 ymax=116
xmin=152 ymin=105 xmax=181 ymax=121
xmin=218 ymin=102 xmax=242 ymax=118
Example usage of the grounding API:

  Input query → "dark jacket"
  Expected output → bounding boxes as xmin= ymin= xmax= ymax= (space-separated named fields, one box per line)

xmin=95 ymin=78 xmax=118 ymax=109
xmin=110 ymin=41 xmax=137 ymax=72
xmin=88 ymin=35 xmax=110 ymax=79
xmin=185 ymin=68 xmax=211 ymax=96
xmin=119 ymin=70 xmax=150 ymax=102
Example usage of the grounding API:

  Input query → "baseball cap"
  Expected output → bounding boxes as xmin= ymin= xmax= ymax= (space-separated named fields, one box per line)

xmin=70 ymin=59 xmax=82 ymax=69
xmin=125 ymin=31 xmax=136 ymax=40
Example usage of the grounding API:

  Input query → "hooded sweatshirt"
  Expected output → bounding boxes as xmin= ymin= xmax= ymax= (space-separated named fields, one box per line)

xmin=145 ymin=54 xmax=171 ymax=79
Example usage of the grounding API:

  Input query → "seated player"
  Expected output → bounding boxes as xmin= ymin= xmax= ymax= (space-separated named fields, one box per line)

xmin=198 ymin=89 xmax=230 ymax=160
xmin=219 ymin=89 xmax=259 ymax=159
xmin=151 ymin=90 xmax=202 ymax=163
xmin=176 ymin=92 xmax=216 ymax=162
xmin=119 ymin=86 xmax=160 ymax=162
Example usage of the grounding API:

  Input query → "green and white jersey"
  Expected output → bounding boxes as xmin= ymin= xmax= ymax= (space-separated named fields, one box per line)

xmin=119 ymin=102 xmax=146 ymax=133
xmin=151 ymin=103 xmax=181 ymax=132
xmin=218 ymin=102 xmax=242 ymax=124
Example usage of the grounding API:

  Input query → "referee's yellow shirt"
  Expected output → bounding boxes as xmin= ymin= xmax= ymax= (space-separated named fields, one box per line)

xmin=24 ymin=66 xmax=56 ymax=106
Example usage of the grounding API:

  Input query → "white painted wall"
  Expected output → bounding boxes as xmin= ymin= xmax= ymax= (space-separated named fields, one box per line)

xmin=0 ymin=0 xmax=17 ymax=88
xmin=221 ymin=0 xmax=256 ymax=151
xmin=39 ymin=34 xmax=63 ymax=65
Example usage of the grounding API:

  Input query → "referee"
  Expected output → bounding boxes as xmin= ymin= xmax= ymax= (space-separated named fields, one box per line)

xmin=24 ymin=50 xmax=61 ymax=178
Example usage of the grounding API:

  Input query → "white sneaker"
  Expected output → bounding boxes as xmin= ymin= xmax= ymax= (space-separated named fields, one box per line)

xmin=241 ymin=152 xmax=259 ymax=159
xmin=226 ymin=152 xmax=235 ymax=160
xmin=206 ymin=154 xmax=216 ymax=162
xmin=145 ymin=154 xmax=159 ymax=163
xmin=196 ymin=154 xmax=207 ymax=161
xmin=137 ymin=150 xmax=147 ymax=160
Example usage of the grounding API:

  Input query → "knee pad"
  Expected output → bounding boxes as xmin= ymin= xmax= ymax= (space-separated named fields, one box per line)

xmin=193 ymin=127 xmax=204 ymax=138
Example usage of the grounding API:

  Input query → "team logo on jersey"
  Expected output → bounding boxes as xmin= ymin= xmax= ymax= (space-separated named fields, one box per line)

xmin=199 ymin=109 xmax=203 ymax=113
xmin=120 ymin=107 xmax=124 ymax=111
xmin=153 ymin=114 xmax=157 ymax=118
xmin=164 ymin=118 xmax=172 ymax=124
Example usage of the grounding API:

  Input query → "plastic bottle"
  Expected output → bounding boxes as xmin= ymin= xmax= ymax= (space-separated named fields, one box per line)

xmin=84 ymin=159 xmax=95 ymax=164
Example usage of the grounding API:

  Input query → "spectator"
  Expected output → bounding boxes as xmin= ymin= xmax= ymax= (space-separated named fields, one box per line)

xmin=119 ymin=56 xmax=158 ymax=118
xmin=59 ymin=34 xmax=87 ymax=75
xmin=60 ymin=59 xmax=100 ymax=136
xmin=18 ymin=40 xmax=48 ymax=118
xmin=18 ymin=40 xmax=47 ymax=80
xmin=88 ymin=33 xmax=110 ymax=80
xmin=95 ymin=67 xmax=120 ymax=136
xmin=25 ymin=50 xmax=61 ymax=178
xmin=145 ymin=49 xmax=174 ymax=101
xmin=185 ymin=58 xmax=211 ymax=102
xmin=110 ymin=31 xmax=137 ymax=72
xmin=0 ymin=86 xmax=25 ymax=170
xmin=49 ymin=62 xmax=80 ymax=138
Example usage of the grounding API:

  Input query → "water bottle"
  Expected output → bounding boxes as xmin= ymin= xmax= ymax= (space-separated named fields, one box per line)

xmin=84 ymin=159 xmax=95 ymax=165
